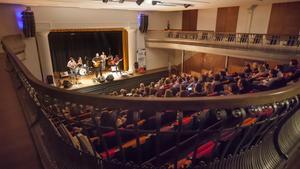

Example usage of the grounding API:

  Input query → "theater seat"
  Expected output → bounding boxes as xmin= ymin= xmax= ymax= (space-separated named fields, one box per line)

xmin=188 ymin=141 xmax=217 ymax=159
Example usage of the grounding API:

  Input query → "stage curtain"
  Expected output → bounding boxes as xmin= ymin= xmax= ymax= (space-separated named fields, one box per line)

xmin=48 ymin=31 xmax=123 ymax=72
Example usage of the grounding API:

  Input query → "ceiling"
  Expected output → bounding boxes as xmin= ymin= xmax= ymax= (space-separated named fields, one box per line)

xmin=0 ymin=0 xmax=299 ymax=11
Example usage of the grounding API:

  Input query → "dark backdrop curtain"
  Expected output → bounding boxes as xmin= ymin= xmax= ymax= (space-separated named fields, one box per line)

xmin=48 ymin=31 xmax=123 ymax=72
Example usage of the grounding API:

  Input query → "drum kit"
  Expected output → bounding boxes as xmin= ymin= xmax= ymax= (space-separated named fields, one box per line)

xmin=78 ymin=64 xmax=89 ymax=76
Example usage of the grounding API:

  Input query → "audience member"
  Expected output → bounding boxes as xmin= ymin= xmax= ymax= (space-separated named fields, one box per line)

xmin=111 ymin=60 xmax=297 ymax=98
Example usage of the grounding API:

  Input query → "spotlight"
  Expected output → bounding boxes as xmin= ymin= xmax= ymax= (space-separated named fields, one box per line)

xmin=103 ymin=0 xmax=108 ymax=3
xmin=184 ymin=4 xmax=191 ymax=8
xmin=136 ymin=0 xmax=144 ymax=5
xmin=152 ymin=1 xmax=158 ymax=5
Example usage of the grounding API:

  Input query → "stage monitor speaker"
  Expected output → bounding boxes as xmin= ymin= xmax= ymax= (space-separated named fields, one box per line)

xmin=22 ymin=7 xmax=36 ymax=37
xmin=63 ymin=80 xmax=73 ymax=88
xmin=106 ymin=74 xmax=114 ymax=82
xmin=139 ymin=14 xmax=148 ymax=33
xmin=97 ymin=76 xmax=106 ymax=83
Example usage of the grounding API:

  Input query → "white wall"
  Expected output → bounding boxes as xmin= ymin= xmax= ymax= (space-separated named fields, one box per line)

xmin=31 ymin=6 xmax=182 ymax=72
xmin=197 ymin=8 xmax=218 ymax=31
xmin=0 ymin=4 xmax=42 ymax=80
xmin=236 ymin=4 xmax=272 ymax=34
xmin=146 ymin=48 xmax=175 ymax=70
xmin=0 ymin=4 xmax=23 ymax=53
xmin=196 ymin=4 xmax=272 ymax=34
xmin=32 ymin=7 xmax=138 ymax=30
xmin=249 ymin=5 xmax=272 ymax=34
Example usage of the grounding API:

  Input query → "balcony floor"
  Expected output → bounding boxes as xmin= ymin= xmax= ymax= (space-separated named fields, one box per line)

xmin=0 ymin=54 xmax=42 ymax=169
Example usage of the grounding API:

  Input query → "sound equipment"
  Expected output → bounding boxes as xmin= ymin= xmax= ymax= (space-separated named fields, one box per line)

xmin=46 ymin=75 xmax=54 ymax=85
xmin=97 ymin=76 xmax=106 ymax=83
xmin=78 ymin=68 xmax=87 ymax=76
xmin=63 ymin=80 xmax=73 ymax=88
xmin=139 ymin=14 xmax=148 ymax=33
xmin=22 ymin=7 xmax=36 ymax=37
xmin=106 ymin=74 xmax=114 ymax=82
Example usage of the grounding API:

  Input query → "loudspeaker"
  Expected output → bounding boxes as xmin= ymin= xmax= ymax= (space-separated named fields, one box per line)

xmin=106 ymin=74 xmax=114 ymax=82
xmin=46 ymin=75 xmax=54 ymax=85
xmin=139 ymin=14 xmax=148 ymax=33
xmin=63 ymin=80 xmax=73 ymax=88
xmin=98 ymin=76 xmax=106 ymax=83
xmin=22 ymin=7 xmax=36 ymax=37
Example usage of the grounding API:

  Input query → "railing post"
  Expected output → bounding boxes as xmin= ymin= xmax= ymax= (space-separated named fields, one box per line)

xmin=181 ymin=50 xmax=185 ymax=74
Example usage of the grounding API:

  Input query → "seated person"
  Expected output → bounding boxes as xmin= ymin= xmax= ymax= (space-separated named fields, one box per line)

xmin=237 ymin=79 xmax=252 ymax=94
xmin=243 ymin=64 xmax=252 ymax=75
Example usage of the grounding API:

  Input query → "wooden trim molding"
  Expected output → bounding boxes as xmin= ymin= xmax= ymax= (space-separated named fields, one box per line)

xmin=122 ymin=30 xmax=129 ymax=71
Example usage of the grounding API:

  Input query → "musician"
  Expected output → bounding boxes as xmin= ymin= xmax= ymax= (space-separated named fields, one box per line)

xmin=100 ymin=52 xmax=106 ymax=68
xmin=113 ymin=55 xmax=122 ymax=75
xmin=67 ymin=57 xmax=77 ymax=78
xmin=92 ymin=53 xmax=102 ymax=78
xmin=77 ymin=57 xmax=83 ymax=67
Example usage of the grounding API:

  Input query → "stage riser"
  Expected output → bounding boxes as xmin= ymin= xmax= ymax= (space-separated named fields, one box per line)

xmin=74 ymin=70 xmax=169 ymax=94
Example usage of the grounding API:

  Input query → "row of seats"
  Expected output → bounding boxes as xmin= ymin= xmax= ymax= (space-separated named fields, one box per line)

xmin=43 ymin=95 xmax=299 ymax=169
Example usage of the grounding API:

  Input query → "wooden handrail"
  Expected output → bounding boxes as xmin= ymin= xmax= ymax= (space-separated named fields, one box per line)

xmin=151 ymin=30 xmax=300 ymax=37
xmin=2 ymin=35 xmax=300 ymax=112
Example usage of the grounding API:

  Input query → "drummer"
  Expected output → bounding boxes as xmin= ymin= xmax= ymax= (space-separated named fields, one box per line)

xmin=77 ymin=57 xmax=83 ymax=67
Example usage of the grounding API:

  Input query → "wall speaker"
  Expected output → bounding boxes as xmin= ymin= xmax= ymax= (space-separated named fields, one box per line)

xmin=139 ymin=14 xmax=148 ymax=33
xmin=22 ymin=7 xmax=36 ymax=38
xmin=46 ymin=75 xmax=54 ymax=85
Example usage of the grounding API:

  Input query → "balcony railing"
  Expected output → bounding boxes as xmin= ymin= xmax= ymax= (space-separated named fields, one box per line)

xmin=2 ymin=35 xmax=300 ymax=169
xmin=146 ymin=30 xmax=300 ymax=54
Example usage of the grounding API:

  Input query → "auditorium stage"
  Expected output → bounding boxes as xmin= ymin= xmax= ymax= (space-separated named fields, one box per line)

xmin=55 ymin=68 xmax=168 ymax=91
xmin=55 ymin=71 xmax=132 ymax=90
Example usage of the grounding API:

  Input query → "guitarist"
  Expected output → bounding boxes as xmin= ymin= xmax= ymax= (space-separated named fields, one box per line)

xmin=113 ymin=55 xmax=122 ymax=75
xmin=92 ymin=53 xmax=102 ymax=79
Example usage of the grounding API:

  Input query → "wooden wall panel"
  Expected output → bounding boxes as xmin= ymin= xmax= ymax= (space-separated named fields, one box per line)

xmin=215 ymin=6 xmax=239 ymax=32
xmin=183 ymin=53 xmax=226 ymax=73
xmin=182 ymin=54 xmax=290 ymax=74
xmin=268 ymin=2 xmax=300 ymax=35
xmin=182 ymin=10 xmax=198 ymax=31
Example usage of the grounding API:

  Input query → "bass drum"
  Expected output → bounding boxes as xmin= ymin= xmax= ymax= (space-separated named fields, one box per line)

xmin=79 ymin=68 xmax=87 ymax=76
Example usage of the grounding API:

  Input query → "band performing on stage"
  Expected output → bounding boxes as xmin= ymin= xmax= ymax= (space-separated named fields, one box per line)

xmin=66 ymin=52 xmax=123 ymax=84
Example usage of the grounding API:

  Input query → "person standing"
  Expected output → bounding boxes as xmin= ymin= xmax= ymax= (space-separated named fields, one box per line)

xmin=100 ymin=52 xmax=107 ymax=71
xmin=67 ymin=57 xmax=77 ymax=79
xmin=92 ymin=53 xmax=102 ymax=79
xmin=113 ymin=55 xmax=122 ymax=75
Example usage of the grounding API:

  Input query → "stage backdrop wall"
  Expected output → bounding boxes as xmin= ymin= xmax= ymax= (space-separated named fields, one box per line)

xmin=48 ymin=31 xmax=123 ymax=72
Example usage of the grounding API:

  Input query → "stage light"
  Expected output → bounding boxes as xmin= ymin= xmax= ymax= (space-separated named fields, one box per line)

xmin=184 ymin=4 xmax=191 ymax=8
xmin=152 ymin=1 xmax=158 ymax=5
xmin=103 ymin=0 xmax=109 ymax=3
xmin=136 ymin=0 xmax=144 ymax=5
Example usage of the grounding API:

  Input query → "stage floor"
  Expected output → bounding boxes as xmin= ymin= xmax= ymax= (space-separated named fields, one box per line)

xmin=56 ymin=71 xmax=132 ymax=90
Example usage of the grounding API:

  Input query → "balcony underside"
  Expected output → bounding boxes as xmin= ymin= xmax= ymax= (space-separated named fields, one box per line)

xmin=146 ymin=39 xmax=299 ymax=61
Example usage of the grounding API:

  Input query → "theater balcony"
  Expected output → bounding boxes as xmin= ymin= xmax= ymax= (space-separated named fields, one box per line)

xmin=2 ymin=35 xmax=300 ymax=169
xmin=145 ymin=30 xmax=300 ymax=61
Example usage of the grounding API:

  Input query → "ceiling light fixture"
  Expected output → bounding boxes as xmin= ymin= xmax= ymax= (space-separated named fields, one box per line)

xmin=184 ymin=4 xmax=191 ymax=8
xmin=136 ymin=0 xmax=144 ymax=5
xmin=152 ymin=1 xmax=159 ymax=5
